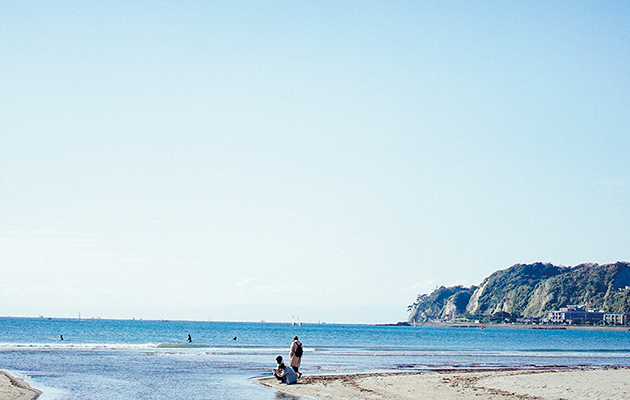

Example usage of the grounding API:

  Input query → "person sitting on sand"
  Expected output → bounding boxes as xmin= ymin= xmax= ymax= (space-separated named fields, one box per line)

xmin=272 ymin=363 xmax=297 ymax=385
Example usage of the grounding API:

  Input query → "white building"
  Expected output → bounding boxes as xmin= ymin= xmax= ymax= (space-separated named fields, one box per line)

xmin=543 ymin=305 xmax=605 ymax=324
xmin=603 ymin=313 xmax=630 ymax=325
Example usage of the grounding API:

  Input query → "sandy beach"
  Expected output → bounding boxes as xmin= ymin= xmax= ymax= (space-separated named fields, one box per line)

xmin=0 ymin=371 xmax=41 ymax=400
xmin=258 ymin=368 xmax=630 ymax=399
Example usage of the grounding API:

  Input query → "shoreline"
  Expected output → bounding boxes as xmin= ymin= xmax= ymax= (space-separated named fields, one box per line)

xmin=399 ymin=321 xmax=630 ymax=331
xmin=0 ymin=370 xmax=42 ymax=400
xmin=257 ymin=367 xmax=630 ymax=399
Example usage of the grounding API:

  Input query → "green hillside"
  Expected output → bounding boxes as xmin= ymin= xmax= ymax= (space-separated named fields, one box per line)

xmin=407 ymin=261 xmax=630 ymax=323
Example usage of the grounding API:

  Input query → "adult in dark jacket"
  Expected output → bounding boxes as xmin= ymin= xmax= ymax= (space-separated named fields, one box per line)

xmin=289 ymin=336 xmax=303 ymax=375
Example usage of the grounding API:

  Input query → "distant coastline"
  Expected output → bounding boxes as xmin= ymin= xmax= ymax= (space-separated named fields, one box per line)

xmin=387 ymin=320 xmax=630 ymax=331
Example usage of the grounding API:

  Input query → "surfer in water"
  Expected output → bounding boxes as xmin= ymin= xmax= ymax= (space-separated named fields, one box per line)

xmin=187 ymin=334 xmax=192 ymax=343
xmin=60 ymin=335 xmax=64 ymax=340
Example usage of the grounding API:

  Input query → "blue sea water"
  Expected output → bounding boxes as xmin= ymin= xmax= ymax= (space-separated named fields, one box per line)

xmin=1 ymin=317 xmax=630 ymax=399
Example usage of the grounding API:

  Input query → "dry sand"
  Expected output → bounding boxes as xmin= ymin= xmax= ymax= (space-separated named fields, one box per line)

xmin=257 ymin=368 xmax=630 ymax=399
xmin=0 ymin=371 xmax=41 ymax=400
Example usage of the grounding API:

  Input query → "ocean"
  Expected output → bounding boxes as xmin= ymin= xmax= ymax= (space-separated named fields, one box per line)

xmin=1 ymin=317 xmax=630 ymax=399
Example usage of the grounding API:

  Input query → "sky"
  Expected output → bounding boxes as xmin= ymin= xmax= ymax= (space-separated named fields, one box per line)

xmin=1 ymin=1 xmax=629 ymax=324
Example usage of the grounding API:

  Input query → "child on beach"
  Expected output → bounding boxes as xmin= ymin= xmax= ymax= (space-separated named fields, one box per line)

xmin=272 ymin=362 xmax=297 ymax=385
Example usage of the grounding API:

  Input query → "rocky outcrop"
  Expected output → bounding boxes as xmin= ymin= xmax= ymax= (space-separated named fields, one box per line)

xmin=407 ymin=286 xmax=475 ymax=323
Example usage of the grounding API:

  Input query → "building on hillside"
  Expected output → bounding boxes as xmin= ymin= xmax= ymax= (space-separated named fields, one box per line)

xmin=603 ymin=313 xmax=630 ymax=325
xmin=543 ymin=305 xmax=605 ymax=325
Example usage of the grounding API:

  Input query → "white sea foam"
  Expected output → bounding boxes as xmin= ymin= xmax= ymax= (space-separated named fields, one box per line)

xmin=0 ymin=342 xmax=160 ymax=351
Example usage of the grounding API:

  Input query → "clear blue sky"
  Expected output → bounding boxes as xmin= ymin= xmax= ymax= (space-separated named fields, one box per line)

xmin=1 ymin=1 xmax=629 ymax=323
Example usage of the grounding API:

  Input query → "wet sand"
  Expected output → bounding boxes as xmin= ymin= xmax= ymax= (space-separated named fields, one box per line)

xmin=257 ymin=367 xmax=630 ymax=399
xmin=0 ymin=370 xmax=41 ymax=400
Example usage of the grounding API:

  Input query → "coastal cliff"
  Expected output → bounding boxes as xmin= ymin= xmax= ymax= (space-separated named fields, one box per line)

xmin=408 ymin=261 xmax=630 ymax=323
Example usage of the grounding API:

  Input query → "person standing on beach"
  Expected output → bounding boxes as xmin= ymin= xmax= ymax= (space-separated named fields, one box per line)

xmin=289 ymin=336 xmax=303 ymax=376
